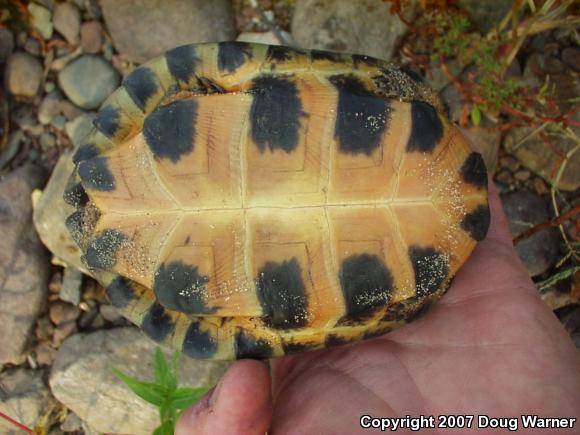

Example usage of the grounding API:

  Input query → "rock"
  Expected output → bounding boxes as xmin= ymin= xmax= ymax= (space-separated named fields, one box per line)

xmin=504 ymin=123 xmax=580 ymax=191
xmin=291 ymin=0 xmax=415 ymax=60
xmin=53 ymin=320 xmax=78 ymax=346
xmin=0 ymin=368 xmax=55 ymax=434
xmin=0 ymin=28 xmax=14 ymax=63
xmin=65 ymin=113 xmax=95 ymax=148
xmin=61 ymin=412 xmax=83 ymax=432
xmin=39 ymin=131 xmax=56 ymax=149
xmin=60 ymin=266 xmax=84 ymax=304
xmin=457 ymin=0 xmax=512 ymax=33
xmin=58 ymin=55 xmax=120 ymax=109
xmin=24 ymin=37 xmax=42 ymax=56
xmin=5 ymin=52 xmax=43 ymax=97
xmin=38 ymin=92 xmax=61 ymax=124
xmin=100 ymin=0 xmax=235 ymax=63
xmin=49 ymin=301 xmax=81 ymax=325
xmin=53 ymin=2 xmax=81 ymax=45
xmin=0 ymin=165 xmax=50 ymax=364
xmin=236 ymin=30 xmax=294 ymax=46
xmin=49 ymin=328 xmax=229 ymax=435
xmin=561 ymin=47 xmax=580 ymax=72
xmin=99 ymin=304 xmax=124 ymax=323
xmin=32 ymin=150 xmax=90 ymax=274
xmin=28 ymin=2 xmax=53 ymax=40
xmin=80 ymin=21 xmax=102 ymax=54
xmin=500 ymin=191 xmax=559 ymax=277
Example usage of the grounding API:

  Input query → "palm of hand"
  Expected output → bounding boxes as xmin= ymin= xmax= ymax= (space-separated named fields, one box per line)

xmin=177 ymin=189 xmax=580 ymax=434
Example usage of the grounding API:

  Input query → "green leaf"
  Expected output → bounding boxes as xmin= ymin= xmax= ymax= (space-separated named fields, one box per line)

xmin=471 ymin=105 xmax=481 ymax=126
xmin=153 ymin=420 xmax=175 ymax=435
xmin=154 ymin=348 xmax=173 ymax=389
xmin=169 ymin=386 xmax=214 ymax=411
xmin=112 ymin=368 xmax=167 ymax=406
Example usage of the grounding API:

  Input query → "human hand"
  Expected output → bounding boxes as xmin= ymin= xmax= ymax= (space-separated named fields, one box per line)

xmin=176 ymin=184 xmax=580 ymax=434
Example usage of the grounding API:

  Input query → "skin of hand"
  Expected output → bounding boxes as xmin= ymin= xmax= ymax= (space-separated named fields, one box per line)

xmin=176 ymin=183 xmax=580 ymax=434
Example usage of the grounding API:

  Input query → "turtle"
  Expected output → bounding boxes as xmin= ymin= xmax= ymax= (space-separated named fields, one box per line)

xmin=63 ymin=42 xmax=490 ymax=360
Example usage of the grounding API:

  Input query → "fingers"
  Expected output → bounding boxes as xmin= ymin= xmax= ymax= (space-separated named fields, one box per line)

xmin=176 ymin=360 xmax=272 ymax=435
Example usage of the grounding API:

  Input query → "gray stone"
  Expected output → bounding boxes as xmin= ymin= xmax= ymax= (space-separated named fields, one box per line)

xmin=60 ymin=266 xmax=83 ymax=305
xmin=100 ymin=0 xmax=235 ymax=63
xmin=291 ymin=0 xmax=415 ymax=60
xmin=38 ymin=92 xmax=62 ymax=125
xmin=5 ymin=52 xmax=43 ymax=98
xmin=28 ymin=2 xmax=53 ymax=40
xmin=237 ymin=31 xmax=294 ymax=46
xmin=49 ymin=328 xmax=229 ymax=435
xmin=58 ymin=55 xmax=120 ymax=109
xmin=0 ymin=28 xmax=14 ymax=63
xmin=53 ymin=2 xmax=81 ymax=45
xmin=500 ymin=191 xmax=559 ymax=277
xmin=39 ymin=131 xmax=56 ymax=149
xmin=0 ymin=368 xmax=55 ymax=434
xmin=24 ymin=37 xmax=42 ymax=56
xmin=80 ymin=21 xmax=102 ymax=54
xmin=32 ymin=150 xmax=91 ymax=275
xmin=457 ymin=0 xmax=512 ymax=33
xmin=0 ymin=165 xmax=50 ymax=364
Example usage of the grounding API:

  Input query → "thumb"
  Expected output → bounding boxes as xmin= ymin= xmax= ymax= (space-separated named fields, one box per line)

xmin=176 ymin=360 xmax=272 ymax=435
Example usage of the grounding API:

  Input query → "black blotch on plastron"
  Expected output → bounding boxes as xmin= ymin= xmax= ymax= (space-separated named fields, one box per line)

xmin=328 ymin=75 xmax=390 ymax=156
xmin=267 ymin=45 xmax=293 ymax=62
xmin=406 ymin=101 xmax=444 ymax=153
xmin=153 ymin=261 xmax=216 ymax=314
xmin=123 ymin=66 xmax=158 ymax=112
xmin=84 ymin=229 xmax=127 ymax=270
xmin=235 ymin=330 xmax=273 ymax=359
xmin=65 ymin=211 xmax=85 ymax=245
xmin=78 ymin=156 xmax=115 ymax=191
xmin=73 ymin=143 xmax=99 ymax=164
xmin=182 ymin=321 xmax=217 ymax=359
xmin=352 ymin=54 xmax=380 ymax=68
xmin=143 ymin=99 xmax=197 ymax=162
xmin=324 ymin=334 xmax=351 ymax=348
xmin=311 ymin=49 xmax=342 ymax=62
xmin=218 ymin=41 xmax=252 ymax=73
xmin=409 ymin=246 xmax=449 ymax=298
xmin=63 ymin=180 xmax=88 ymax=207
xmin=93 ymin=105 xmax=120 ymax=139
xmin=461 ymin=204 xmax=490 ymax=241
xmin=256 ymin=258 xmax=308 ymax=329
xmin=461 ymin=152 xmax=488 ymax=189
xmin=282 ymin=340 xmax=318 ymax=354
xmin=106 ymin=276 xmax=137 ymax=309
xmin=338 ymin=254 xmax=393 ymax=323
xmin=250 ymin=75 xmax=302 ymax=154
xmin=141 ymin=303 xmax=175 ymax=342
xmin=400 ymin=65 xmax=424 ymax=83
xmin=166 ymin=44 xmax=199 ymax=83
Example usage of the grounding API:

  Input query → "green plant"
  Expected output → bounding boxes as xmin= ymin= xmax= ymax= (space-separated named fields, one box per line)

xmin=113 ymin=348 xmax=213 ymax=435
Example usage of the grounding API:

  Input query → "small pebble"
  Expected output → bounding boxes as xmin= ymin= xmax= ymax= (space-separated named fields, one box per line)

xmin=53 ymin=2 xmax=81 ymax=44
xmin=49 ymin=301 xmax=81 ymax=325
xmin=24 ymin=37 xmax=42 ymax=56
xmin=35 ymin=316 xmax=54 ymax=341
xmin=50 ymin=114 xmax=67 ymax=130
xmin=80 ymin=21 xmax=102 ymax=54
xmin=514 ymin=169 xmax=531 ymax=181
xmin=39 ymin=132 xmax=56 ymax=150
xmin=35 ymin=341 xmax=56 ymax=366
xmin=53 ymin=321 xmax=78 ymax=347
xmin=28 ymin=2 xmax=53 ymax=40
xmin=5 ymin=52 xmax=43 ymax=97
xmin=38 ymin=92 xmax=62 ymax=125
xmin=99 ymin=304 xmax=123 ymax=323
xmin=533 ymin=177 xmax=548 ymax=195
xmin=0 ymin=28 xmax=15 ymax=63
xmin=494 ymin=169 xmax=513 ymax=186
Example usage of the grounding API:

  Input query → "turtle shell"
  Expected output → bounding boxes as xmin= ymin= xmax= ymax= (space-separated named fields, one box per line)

xmin=64 ymin=42 xmax=489 ymax=360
